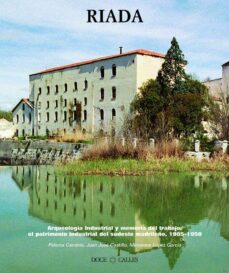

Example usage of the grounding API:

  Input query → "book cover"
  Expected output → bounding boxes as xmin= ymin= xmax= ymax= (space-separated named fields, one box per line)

xmin=0 ymin=1 xmax=228 ymax=273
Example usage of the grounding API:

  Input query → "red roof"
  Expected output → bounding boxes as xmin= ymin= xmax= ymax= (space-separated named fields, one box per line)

xmin=30 ymin=49 xmax=165 ymax=76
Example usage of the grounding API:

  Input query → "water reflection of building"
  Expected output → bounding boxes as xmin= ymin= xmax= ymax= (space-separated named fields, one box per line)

xmin=12 ymin=165 xmax=33 ymax=191
xmin=12 ymin=165 xmax=160 ymax=254
xmin=11 ymin=166 xmax=229 ymax=268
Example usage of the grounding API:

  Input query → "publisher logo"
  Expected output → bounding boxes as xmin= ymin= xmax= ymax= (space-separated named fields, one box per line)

xmin=91 ymin=256 xmax=138 ymax=263
xmin=109 ymin=257 xmax=116 ymax=263
xmin=91 ymin=257 xmax=107 ymax=263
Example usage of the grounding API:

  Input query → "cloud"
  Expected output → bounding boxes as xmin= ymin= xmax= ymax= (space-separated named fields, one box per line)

xmin=0 ymin=0 xmax=228 ymax=109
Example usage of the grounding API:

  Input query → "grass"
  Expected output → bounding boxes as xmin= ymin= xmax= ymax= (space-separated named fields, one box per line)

xmin=56 ymin=157 xmax=229 ymax=176
xmin=56 ymin=138 xmax=229 ymax=176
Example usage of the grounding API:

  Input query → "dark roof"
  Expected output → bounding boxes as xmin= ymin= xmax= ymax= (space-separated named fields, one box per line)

xmin=12 ymin=98 xmax=34 ymax=113
xmin=203 ymin=77 xmax=222 ymax=83
xmin=222 ymin=61 xmax=229 ymax=67
xmin=30 ymin=49 xmax=165 ymax=76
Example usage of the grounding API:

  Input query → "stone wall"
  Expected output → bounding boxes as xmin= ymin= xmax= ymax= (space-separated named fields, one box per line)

xmin=0 ymin=140 xmax=88 ymax=165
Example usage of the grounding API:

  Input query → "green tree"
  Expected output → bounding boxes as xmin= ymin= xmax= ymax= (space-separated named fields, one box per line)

xmin=167 ymin=78 xmax=209 ymax=137
xmin=157 ymin=37 xmax=187 ymax=97
xmin=130 ymin=79 xmax=165 ymax=138
xmin=0 ymin=110 xmax=13 ymax=121
xmin=129 ymin=37 xmax=211 ymax=139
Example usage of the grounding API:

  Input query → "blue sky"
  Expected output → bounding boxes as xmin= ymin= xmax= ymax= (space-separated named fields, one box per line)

xmin=0 ymin=0 xmax=228 ymax=110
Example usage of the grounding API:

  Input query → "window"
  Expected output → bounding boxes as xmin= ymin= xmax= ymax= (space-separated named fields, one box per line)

xmin=22 ymin=104 xmax=25 ymax=111
xmin=64 ymin=111 xmax=67 ymax=122
xmin=54 ymin=111 xmax=58 ymax=122
xmin=64 ymin=99 xmax=67 ymax=107
xmin=100 ymin=88 xmax=104 ymax=101
xmin=112 ymin=87 xmax=116 ymax=100
xmin=38 ymin=113 xmax=41 ymax=123
xmin=83 ymin=110 xmax=87 ymax=121
xmin=73 ymin=111 xmax=77 ymax=121
xmin=16 ymin=115 xmax=19 ymax=123
xmin=74 ymin=98 xmax=77 ymax=106
xmin=111 ymin=203 xmax=115 ymax=217
xmin=74 ymin=82 xmax=78 ymax=91
xmin=64 ymin=83 xmax=68 ymax=92
xmin=46 ymin=112 xmax=49 ymax=122
xmin=46 ymin=101 xmax=49 ymax=109
xmin=22 ymin=129 xmax=25 ymax=137
xmin=112 ymin=109 xmax=116 ymax=120
xmin=22 ymin=114 xmax=25 ymax=123
xmin=99 ymin=129 xmax=104 ymax=137
xmin=84 ymin=79 xmax=88 ymax=90
xmin=84 ymin=97 xmax=87 ymax=106
xmin=100 ymin=66 xmax=104 ymax=78
xmin=100 ymin=109 xmax=104 ymax=121
xmin=99 ymin=201 xmax=103 ymax=214
xmin=47 ymin=86 xmax=50 ymax=95
xmin=55 ymin=100 xmax=58 ymax=108
xmin=46 ymin=128 xmax=49 ymax=136
xmin=55 ymin=85 xmax=59 ymax=94
xmin=112 ymin=64 xmax=116 ymax=76
xmin=29 ymin=113 xmax=32 ymax=123
xmin=39 ymin=88 xmax=42 ymax=95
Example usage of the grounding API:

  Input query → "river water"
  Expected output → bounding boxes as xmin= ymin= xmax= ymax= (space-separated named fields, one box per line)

xmin=0 ymin=166 xmax=229 ymax=273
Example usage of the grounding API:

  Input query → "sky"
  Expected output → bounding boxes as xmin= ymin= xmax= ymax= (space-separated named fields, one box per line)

xmin=0 ymin=0 xmax=228 ymax=110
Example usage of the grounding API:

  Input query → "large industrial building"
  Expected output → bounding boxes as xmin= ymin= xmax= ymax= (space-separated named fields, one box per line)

xmin=12 ymin=49 xmax=164 ymax=137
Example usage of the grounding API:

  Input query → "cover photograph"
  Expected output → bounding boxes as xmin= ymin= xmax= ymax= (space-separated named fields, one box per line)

xmin=0 ymin=1 xmax=229 ymax=273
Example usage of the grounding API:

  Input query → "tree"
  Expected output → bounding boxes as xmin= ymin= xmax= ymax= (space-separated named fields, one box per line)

xmin=168 ymin=78 xmax=209 ymax=137
xmin=157 ymin=37 xmax=187 ymax=97
xmin=129 ymin=37 xmax=210 ymax=139
xmin=0 ymin=110 xmax=13 ymax=121
xmin=129 ymin=79 xmax=165 ymax=138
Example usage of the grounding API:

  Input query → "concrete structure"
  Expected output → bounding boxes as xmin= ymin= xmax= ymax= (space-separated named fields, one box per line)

xmin=204 ymin=61 xmax=229 ymax=100
xmin=0 ymin=119 xmax=15 ymax=139
xmin=12 ymin=49 xmax=164 ymax=137
xmin=0 ymin=139 xmax=87 ymax=165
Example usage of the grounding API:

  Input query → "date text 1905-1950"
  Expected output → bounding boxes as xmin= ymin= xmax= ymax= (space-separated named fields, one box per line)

xmin=87 ymin=9 xmax=143 ymax=23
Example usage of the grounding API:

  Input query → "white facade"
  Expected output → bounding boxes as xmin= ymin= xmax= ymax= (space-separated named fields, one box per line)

xmin=204 ymin=62 xmax=229 ymax=99
xmin=13 ymin=49 xmax=164 ymax=137
xmin=12 ymin=99 xmax=34 ymax=137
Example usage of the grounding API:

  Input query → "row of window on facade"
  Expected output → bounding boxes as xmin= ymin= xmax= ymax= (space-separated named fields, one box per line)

xmin=39 ymin=81 xmax=87 ymax=96
xmin=16 ymin=113 xmax=32 ymax=124
xmin=100 ymin=64 xmax=116 ymax=78
xmin=40 ymin=86 xmax=117 ymax=111
xmin=38 ymin=64 xmax=116 ymax=95
xmin=100 ymin=87 xmax=116 ymax=101
xmin=42 ymin=108 xmax=116 ymax=123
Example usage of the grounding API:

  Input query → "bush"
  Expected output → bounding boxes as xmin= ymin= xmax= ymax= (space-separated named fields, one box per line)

xmin=55 ymin=131 xmax=92 ymax=143
xmin=81 ymin=139 xmax=184 ymax=161
xmin=0 ymin=110 xmax=13 ymax=121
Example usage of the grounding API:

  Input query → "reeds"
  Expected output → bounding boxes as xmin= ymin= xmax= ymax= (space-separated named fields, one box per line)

xmin=55 ymin=131 xmax=92 ymax=143
xmin=81 ymin=139 xmax=184 ymax=161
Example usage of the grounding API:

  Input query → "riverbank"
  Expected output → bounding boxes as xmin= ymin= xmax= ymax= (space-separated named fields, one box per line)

xmin=0 ymin=139 xmax=88 ymax=165
xmin=56 ymin=157 xmax=229 ymax=176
